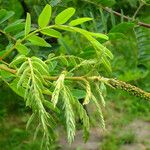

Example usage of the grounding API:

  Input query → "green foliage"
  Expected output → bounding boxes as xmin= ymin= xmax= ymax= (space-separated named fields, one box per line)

xmin=0 ymin=1 xmax=150 ymax=150
xmin=0 ymin=4 xmax=111 ymax=149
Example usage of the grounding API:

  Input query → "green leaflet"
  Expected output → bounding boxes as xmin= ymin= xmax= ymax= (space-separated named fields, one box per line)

xmin=89 ymin=32 xmax=109 ymax=40
xmin=25 ymin=13 xmax=31 ymax=36
xmin=62 ymin=86 xmax=75 ymax=143
xmin=17 ymin=67 xmax=30 ymax=89
xmin=55 ymin=7 xmax=75 ymax=25
xmin=51 ymin=72 xmax=65 ymax=107
xmin=27 ymin=35 xmax=51 ymax=47
xmin=31 ymin=56 xmax=49 ymax=71
xmin=32 ymin=61 xmax=49 ymax=76
xmin=72 ymin=89 xmax=86 ymax=99
xmin=91 ymin=94 xmax=105 ymax=129
xmin=69 ymin=17 xmax=93 ymax=26
xmin=16 ymin=43 xmax=29 ymax=55
xmin=83 ymin=80 xmax=91 ymax=105
xmin=41 ymin=28 xmax=61 ymax=38
xmin=75 ymin=98 xmax=90 ymax=142
xmin=33 ymin=68 xmax=48 ymax=85
xmin=95 ymin=83 xmax=105 ymax=107
xmin=38 ymin=4 xmax=52 ymax=28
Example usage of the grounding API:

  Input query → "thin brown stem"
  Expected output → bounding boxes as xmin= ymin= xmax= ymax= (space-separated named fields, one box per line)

xmin=83 ymin=0 xmax=150 ymax=28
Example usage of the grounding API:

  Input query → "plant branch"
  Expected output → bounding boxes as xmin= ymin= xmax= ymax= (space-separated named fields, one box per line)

xmin=41 ymin=76 xmax=150 ymax=101
xmin=83 ymin=0 xmax=150 ymax=28
xmin=0 ymin=64 xmax=16 ymax=74
xmin=0 ymin=65 xmax=149 ymax=101
xmin=108 ymin=79 xmax=150 ymax=101
xmin=132 ymin=2 xmax=144 ymax=19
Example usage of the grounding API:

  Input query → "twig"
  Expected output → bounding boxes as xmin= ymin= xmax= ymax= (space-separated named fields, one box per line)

xmin=132 ymin=3 xmax=144 ymax=19
xmin=108 ymin=79 xmax=150 ymax=101
xmin=104 ymin=7 xmax=150 ymax=28
xmin=0 ymin=64 xmax=16 ymax=74
xmin=83 ymin=0 xmax=150 ymax=28
xmin=0 ymin=65 xmax=149 ymax=101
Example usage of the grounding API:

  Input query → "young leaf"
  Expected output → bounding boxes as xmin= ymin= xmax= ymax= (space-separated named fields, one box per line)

xmin=41 ymin=29 xmax=61 ymax=38
xmin=32 ymin=61 xmax=49 ymax=75
xmin=16 ymin=43 xmax=29 ymax=55
xmin=55 ymin=7 xmax=75 ymax=25
xmin=31 ymin=56 xmax=49 ymax=71
xmin=27 ymin=35 xmax=51 ymax=47
xmin=9 ymin=55 xmax=27 ymax=67
xmin=69 ymin=17 xmax=93 ymax=26
xmin=38 ymin=4 xmax=52 ymax=28
xmin=25 ymin=13 xmax=31 ymax=36
xmin=51 ymin=72 xmax=65 ymax=107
